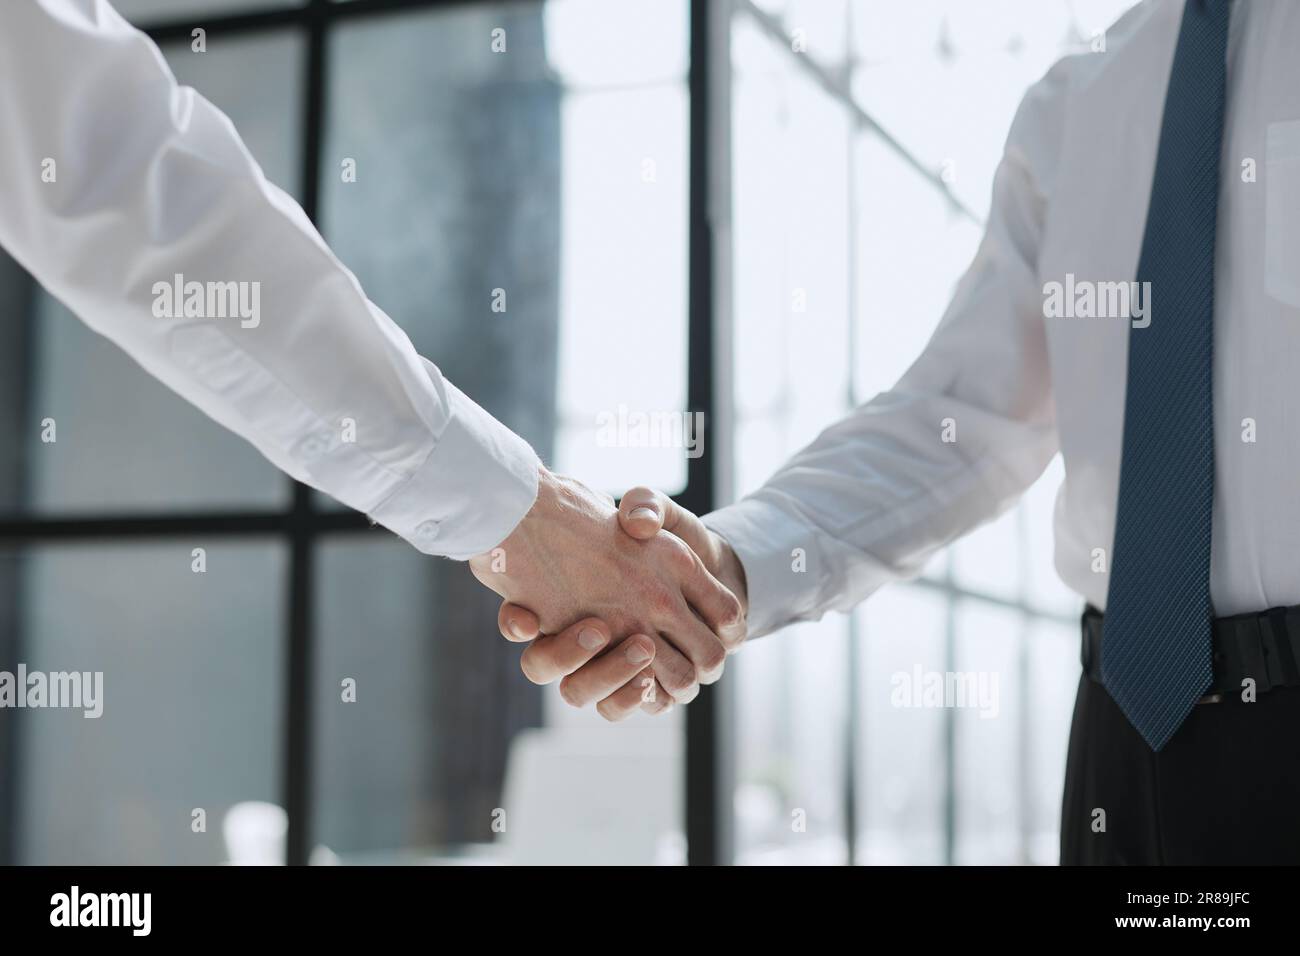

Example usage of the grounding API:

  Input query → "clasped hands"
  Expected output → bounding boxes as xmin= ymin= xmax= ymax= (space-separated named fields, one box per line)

xmin=469 ymin=468 xmax=748 ymax=719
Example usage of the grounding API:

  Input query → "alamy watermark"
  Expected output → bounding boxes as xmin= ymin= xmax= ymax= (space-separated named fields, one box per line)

xmin=152 ymin=272 xmax=260 ymax=328
xmin=0 ymin=664 xmax=103 ymax=718
xmin=596 ymin=404 xmax=704 ymax=459
xmin=50 ymin=886 xmax=150 ymax=936
xmin=1043 ymin=273 xmax=1151 ymax=329
xmin=890 ymin=666 xmax=999 ymax=719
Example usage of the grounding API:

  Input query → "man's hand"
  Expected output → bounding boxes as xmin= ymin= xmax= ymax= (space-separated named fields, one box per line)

xmin=617 ymin=487 xmax=748 ymax=615
xmin=470 ymin=471 xmax=745 ymax=718
xmin=495 ymin=486 xmax=749 ymax=720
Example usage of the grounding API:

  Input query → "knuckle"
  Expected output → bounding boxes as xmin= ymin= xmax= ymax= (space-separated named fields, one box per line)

xmin=721 ymin=594 xmax=745 ymax=632
xmin=642 ymin=581 xmax=677 ymax=617
xmin=664 ymin=538 xmax=696 ymax=575
xmin=660 ymin=662 xmax=698 ymax=697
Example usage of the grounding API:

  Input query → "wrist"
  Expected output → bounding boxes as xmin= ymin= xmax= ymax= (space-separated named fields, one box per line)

xmin=495 ymin=464 xmax=559 ymax=549
xmin=711 ymin=532 xmax=749 ymax=617
xmin=472 ymin=464 xmax=550 ymax=589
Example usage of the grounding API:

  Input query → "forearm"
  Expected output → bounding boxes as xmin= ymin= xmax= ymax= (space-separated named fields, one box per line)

xmin=0 ymin=0 xmax=539 ymax=557
xmin=704 ymin=398 xmax=1055 ymax=639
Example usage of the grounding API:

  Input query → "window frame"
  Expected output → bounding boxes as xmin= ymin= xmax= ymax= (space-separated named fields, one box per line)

xmin=0 ymin=0 xmax=721 ymax=866
xmin=725 ymin=0 xmax=1081 ymax=867
xmin=0 ymin=0 xmax=1088 ymax=870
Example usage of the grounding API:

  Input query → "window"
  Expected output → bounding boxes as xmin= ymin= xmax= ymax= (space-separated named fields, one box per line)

xmin=724 ymin=0 xmax=1134 ymax=865
xmin=1 ymin=0 xmax=1140 ymax=867
xmin=0 ymin=0 xmax=692 ymax=866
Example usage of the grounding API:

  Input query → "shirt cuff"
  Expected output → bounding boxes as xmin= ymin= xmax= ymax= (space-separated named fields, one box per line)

xmin=368 ymin=380 xmax=541 ymax=561
xmin=703 ymin=495 xmax=831 ymax=639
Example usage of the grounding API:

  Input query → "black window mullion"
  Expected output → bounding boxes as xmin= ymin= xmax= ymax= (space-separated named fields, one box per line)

xmin=281 ymin=0 xmax=330 ymax=867
xmin=683 ymin=0 xmax=727 ymax=868
xmin=2 ymin=0 xmax=705 ymax=867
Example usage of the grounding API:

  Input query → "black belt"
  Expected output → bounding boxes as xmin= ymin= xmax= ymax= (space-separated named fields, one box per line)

xmin=1082 ymin=603 xmax=1300 ymax=703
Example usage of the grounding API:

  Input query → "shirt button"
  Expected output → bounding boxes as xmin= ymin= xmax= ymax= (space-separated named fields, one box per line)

xmin=414 ymin=520 xmax=440 ymax=543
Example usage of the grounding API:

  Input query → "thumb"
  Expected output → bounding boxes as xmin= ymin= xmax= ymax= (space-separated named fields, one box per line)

xmin=618 ymin=487 xmax=712 ymax=556
xmin=498 ymin=601 xmax=542 ymax=643
xmin=617 ymin=486 xmax=667 ymax=540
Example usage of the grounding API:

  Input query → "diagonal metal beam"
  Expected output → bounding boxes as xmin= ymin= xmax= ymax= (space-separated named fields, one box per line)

xmin=736 ymin=0 xmax=984 ymax=226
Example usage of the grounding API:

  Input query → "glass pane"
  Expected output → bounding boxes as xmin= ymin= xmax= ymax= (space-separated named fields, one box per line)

xmin=311 ymin=538 xmax=447 ymax=858
xmin=109 ymin=0 xmax=303 ymax=24
xmin=848 ymin=0 xmax=1101 ymax=219
xmin=728 ymin=11 xmax=862 ymax=866
xmin=10 ymin=541 xmax=286 ymax=864
xmin=856 ymin=584 xmax=947 ymax=864
xmin=317 ymin=0 xmax=689 ymax=508
xmin=546 ymin=0 xmax=688 ymax=84
xmin=20 ymin=293 xmax=289 ymax=514
xmin=162 ymin=30 xmax=304 ymax=199
xmin=952 ymin=598 xmax=1022 ymax=864
xmin=851 ymin=129 xmax=982 ymax=404
xmin=3 ymin=32 xmax=302 ymax=515
xmin=724 ymin=0 xmax=1133 ymax=867
xmin=747 ymin=0 xmax=850 ymax=67
xmin=734 ymin=618 xmax=849 ymax=865
xmin=732 ymin=14 xmax=852 ymax=427
xmin=312 ymin=537 xmax=683 ymax=864
xmin=554 ymin=81 xmax=689 ymax=493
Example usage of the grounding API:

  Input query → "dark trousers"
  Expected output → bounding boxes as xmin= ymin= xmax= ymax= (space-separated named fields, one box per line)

xmin=1059 ymin=669 xmax=1300 ymax=864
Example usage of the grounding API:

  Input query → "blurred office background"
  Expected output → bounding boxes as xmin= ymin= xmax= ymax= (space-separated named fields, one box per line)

xmin=0 ymin=0 xmax=1132 ymax=865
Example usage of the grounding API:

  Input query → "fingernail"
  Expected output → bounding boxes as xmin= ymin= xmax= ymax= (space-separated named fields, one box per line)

xmin=629 ymin=507 xmax=658 ymax=522
xmin=508 ymin=621 xmax=529 ymax=641
xmin=578 ymin=628 xmax=606 ymax=652
xmin=626 ymin=641 xmax=653 ymax=664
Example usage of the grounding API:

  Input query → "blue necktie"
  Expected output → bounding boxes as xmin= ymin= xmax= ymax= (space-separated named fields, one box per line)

xmin=1101 ymin=0 xmax=1230 ymax=752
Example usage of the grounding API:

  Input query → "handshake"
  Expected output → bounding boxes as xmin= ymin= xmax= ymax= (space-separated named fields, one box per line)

xmin=468 ymin=467 xmax=749 ymax=720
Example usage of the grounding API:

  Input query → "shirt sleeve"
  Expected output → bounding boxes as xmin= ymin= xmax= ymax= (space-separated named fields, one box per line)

xmin=704 ymin=58 xmax=1074 ymax=638
xmin=0 ymin=0 xmax=540 ymax=560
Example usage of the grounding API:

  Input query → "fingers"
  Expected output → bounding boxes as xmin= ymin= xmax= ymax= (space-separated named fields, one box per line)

xmin=646 ymin=535 xmax=742 ymax=669
xmin=500 ymin=486 xmax=738 ymax=713
xmin=648 ymin=633 xmax=702 ymax=705
xmin=518 ymin=617 xmax=613 ymax=685
xmin=678 ymin=555 xmax=746 ymax=650
xmin=618 ymin=487 xmax=670 ymax=540
xmin=596 ymin=667 xmax=672 ymax=721
xmin=660 ymin=605 xmax=728 ymax=686
xmin=620 ymin=490 xmax=744 ymax=647
xmin=619 ymin=487 xmax=713 ymax=558
xmin=557 ymin=634 xmax=656 ymax=708
xmin=498 ymin=602 xmax=541 ymax=643
xmin=638 ymin=676 xmax=674 ymax=716
xmin=510 ymin=606 xmax=673 ymax=720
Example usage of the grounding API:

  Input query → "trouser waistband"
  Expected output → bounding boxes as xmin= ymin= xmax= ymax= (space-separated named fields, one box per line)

xmin=1081 ymin=603 xmax=1300 ymax=703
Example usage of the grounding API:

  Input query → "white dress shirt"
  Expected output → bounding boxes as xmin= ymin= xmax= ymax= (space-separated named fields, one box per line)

xmin=708 ymin=0 xmax=1300 ymax=637
xmin=0 ymin=0 xmax=540 ymax=560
